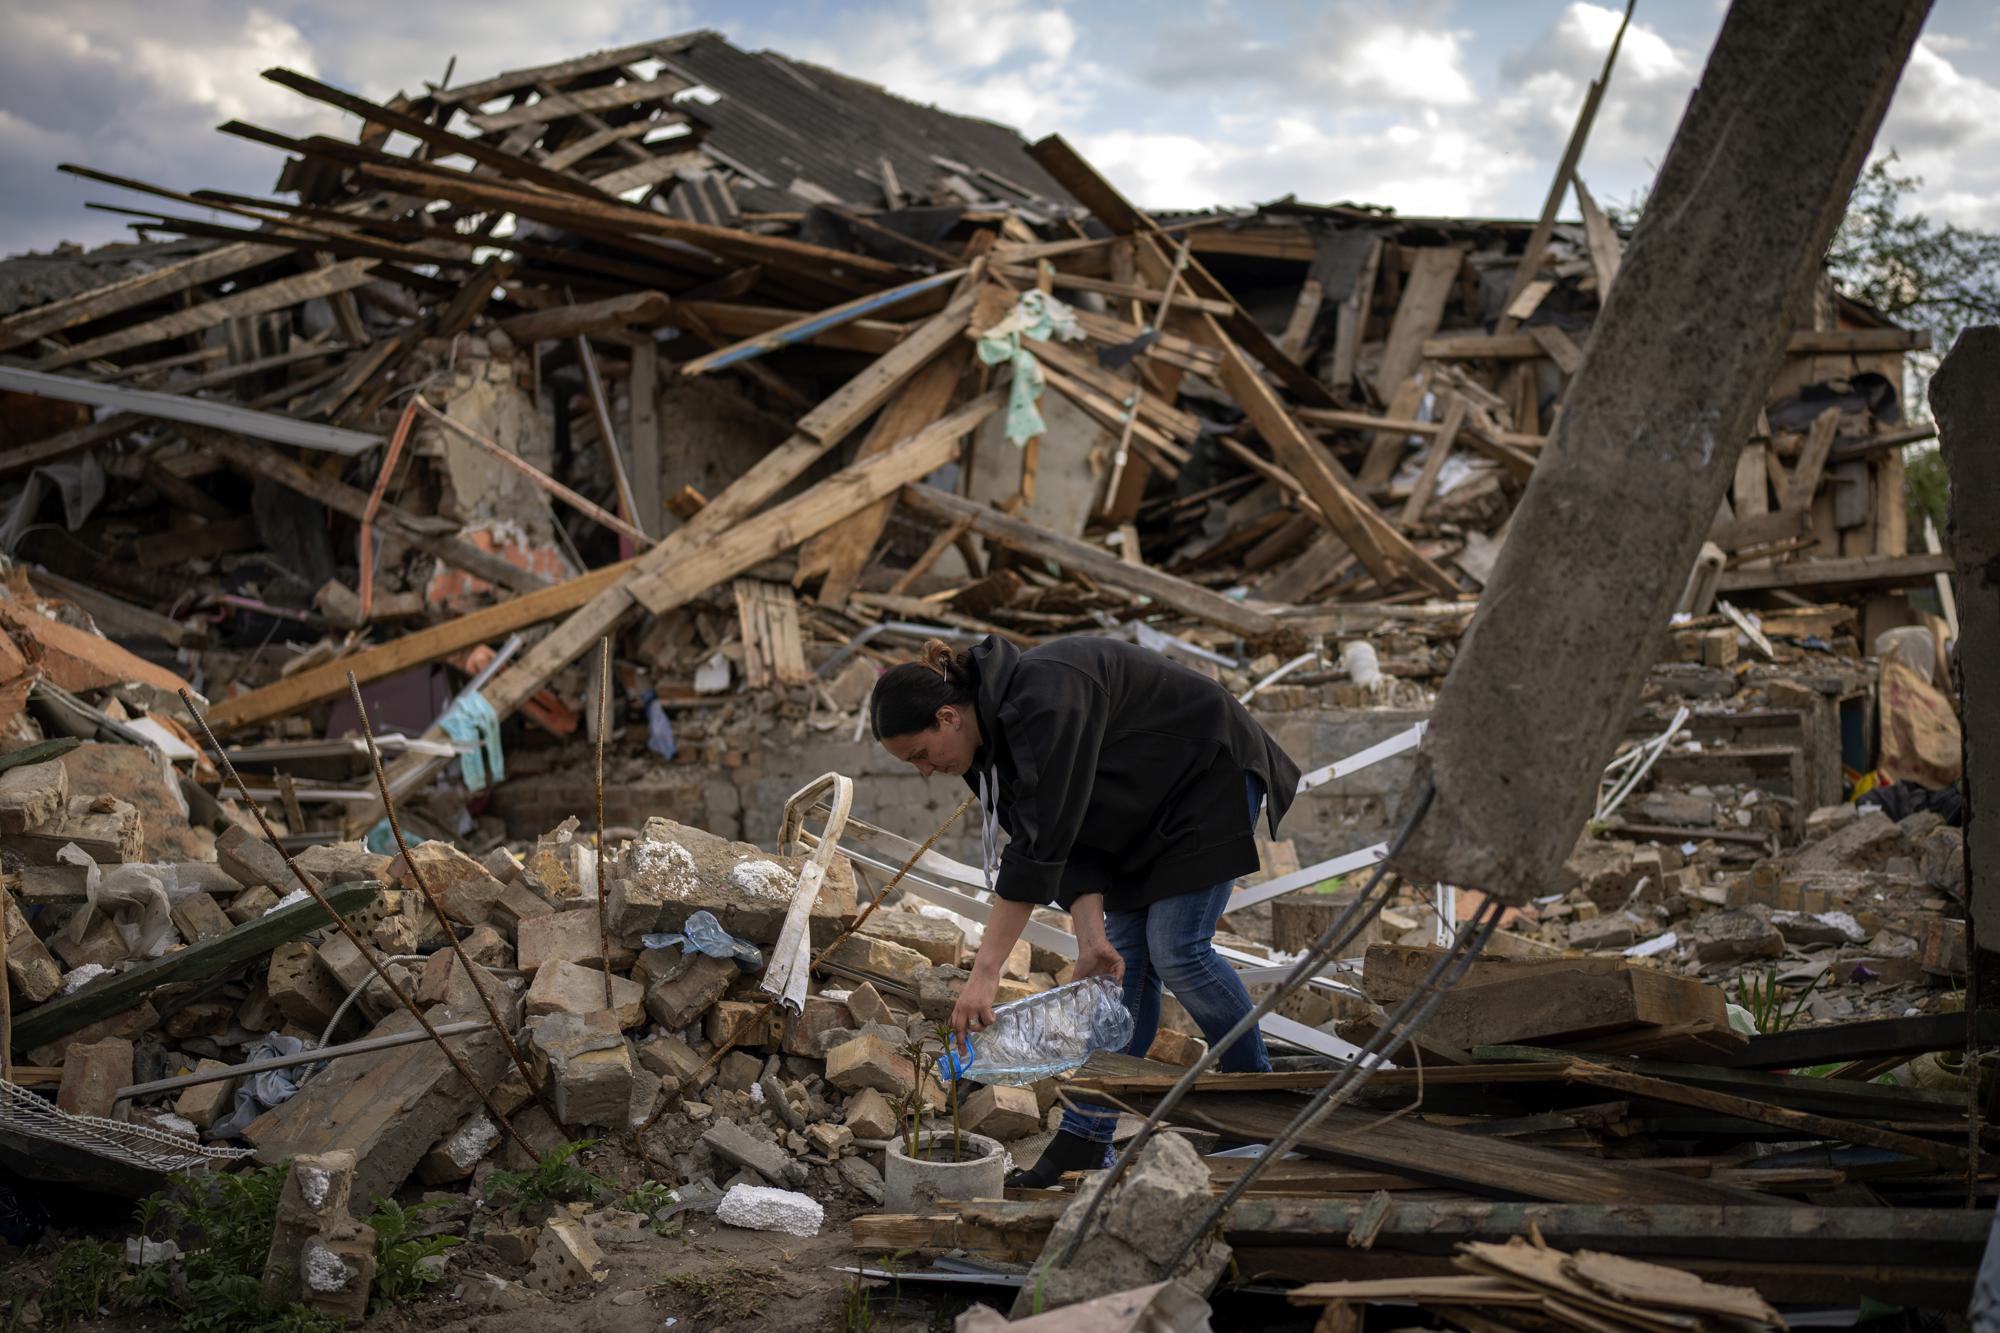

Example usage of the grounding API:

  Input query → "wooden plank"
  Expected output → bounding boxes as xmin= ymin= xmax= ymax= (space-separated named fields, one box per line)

xmin=466 ymin=75 xmax=691 ymax=132
xmin=1277 ymin=277 xmax=1325 ymax=360
xmin=1023 ymin=133 xmax=1337 ymax=407
xmin=667 ymin=300 xmax=906 ymax=355
xmin=620 ymin=405 xmax=990 ymax=617
xmin=193 ymin=430 xmax=549 ymax=596
xmin=629 ymin=338 xmax=663 ymax=539
xmin=587 ymin=149 xmax=710 ymax=197
xmin=1359 ymin=376 xmax=1430 ymax=488
xmin=9 ymin=882 xmax=377 ymax=1052
xmin=1399 ymin=394 xmax=1468 ymax=526
xmin=37 ymin=261 xmax=377 ymax=369
xmin=262 ymin=68 xmax=607 ymax=200
xmin=356 ymin=161 xmax=905 ymax=292
xmin=1375 ymin=248 xmax=1462 ymax=400
xmin=677 ymin=267 xmax=967 ymax=376
xmin=1431 ymin=328 xmax=1930 ymax=360
xmin=793 ymin=344 xmax=968 ymax=605
xmin=1526 ymin=324 xmax=1584 ymax=375
xmin=1327 ymin=237 xmax=1383 ymax=398
xmin=497 ymin=291 xmax=671 ymax=344
xmin=1565 ymin=1063 xmax=1970 ymax=1171
xmin=1783 ymin=407 xmax=1840 ymax=510
xmin=1715 ymin=552 xmax=1950 ymax=592
xmin=23 ymin=568 xmax=193 ymax=648
xmin=431 ymin=40 xmax=686 ymax=106
xmin=1708 ymin=507 xmax=1812 ymax=552
xmin=1720 ymin=1011 xmax=1993 ymax=1070
xmin=898 ymin=484 xmax=1277 ymax=638
xmin=1734 ymin=440 xmax=1771 ymax=519
xmin=1575 ymin=176 xmax=1623 ymax=299
xmin=0 ymin=242 xmax=288 ymax=353
xmin=1212 ymin=322 xmax=1457 ymax=596
xmin=203 ymin=557 xmax=637 ymax=733
xmin=1133 ymin=1089 xmax=1766 ymax=1206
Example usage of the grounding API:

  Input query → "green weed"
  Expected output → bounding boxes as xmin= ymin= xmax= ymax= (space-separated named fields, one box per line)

xmin=1733 ymin=967 xmax=1827 ymax=1034
xmin=365 ymin=1197 xmax=462 ymax=1311
xmin=482 ymin=1138 xmax=606 ymax=1207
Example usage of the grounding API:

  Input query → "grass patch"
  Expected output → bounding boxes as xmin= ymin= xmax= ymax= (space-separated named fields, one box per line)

xmin=651 ymin=1260 xmax=786 ymax=1321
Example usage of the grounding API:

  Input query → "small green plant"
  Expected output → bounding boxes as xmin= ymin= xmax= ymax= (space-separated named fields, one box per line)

xmin=933 ymin=1022 xmax=965 ymax=1163
xmin=1734 ymin=968 xmax=1827 ymax=1034
xmin=36 ymin=1164 xmax=341 ymax=1333
xmin=482 ymin=1138 xmax=607 ymax=1207
xmin=38 ymin=1240 xmax=124 ymax=1330
xmin=366 ymin=1197 xmax=462 ymax=1310
xmin=616 ymin=1180 xmax=686 ymax=1235
xmin=1313 ymin=874 xmax=1347 ymax=895
xmin=840 ymin=1275 xmax=876 ymax=1333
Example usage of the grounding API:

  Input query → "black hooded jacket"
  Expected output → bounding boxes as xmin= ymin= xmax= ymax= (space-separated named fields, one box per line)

xmin=961 ymin=634 xmax=1300 ymax=913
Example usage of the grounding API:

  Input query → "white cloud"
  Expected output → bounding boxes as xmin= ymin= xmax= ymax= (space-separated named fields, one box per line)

xmin=1873 ymin=37 xmax=2000 ymax=228
xmin=779 ymin=0 xmax=1100 ymax=135
xmin=1138 ymin=1 xmax=1476 ymax=109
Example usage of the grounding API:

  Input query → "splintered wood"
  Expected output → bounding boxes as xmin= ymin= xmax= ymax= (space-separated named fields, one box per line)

xmin=732 ymin=580 xmax=811 ymax=688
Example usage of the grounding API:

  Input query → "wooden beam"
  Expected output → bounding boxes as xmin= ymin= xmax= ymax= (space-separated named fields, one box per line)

xmin=261 ymin=67 xmax=608 ymax=200
xmin=1714 ymin=552 xmax=1951 ymax=592
xmin=1399 ymin=394 xmax=1468 ymax=526
xmin=36 ymin=261 xmax=378 ymax=369
xmin=1210 ymin=321 xmax=1458 ymax=596
xmin=0 ymin=242 xmax=287 ymax=353
xmin=899 ymin=484 xmax=1278 ymax=637
xmin=430 ymin=39 xmax=688 ymax=106
xmin=9 ymin=882 xmax=377 ymax=1053
xmin=1575 ymin=176 xmax=1624 ymax=299
xmin=1376 ymin=248 xmax=1463 ymax=401
xmin=1782 ymin=407 xmax=1841 ymax=510
xmin=629 ymin=338 xmax=663 ymax=540
xmin=497 ymin=291 xmax=670 ymax=343
xmin=1023 ymin=133 xmax=1337 ymax=407
xmin=1427 ymin=328 xmax=1930 ymax=361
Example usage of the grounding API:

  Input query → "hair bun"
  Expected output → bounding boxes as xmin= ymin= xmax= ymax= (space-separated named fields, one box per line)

xmin=921 ymin=639 xmax=955 ymax=677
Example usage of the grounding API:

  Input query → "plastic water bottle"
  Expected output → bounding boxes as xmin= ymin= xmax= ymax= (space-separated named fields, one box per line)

xmin=939 ymin=974 xmax=1134 ymax=1086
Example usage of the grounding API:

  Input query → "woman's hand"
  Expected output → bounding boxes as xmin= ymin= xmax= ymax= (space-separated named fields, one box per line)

xmin=1069 ymin=894 xmax=1125 ymax=986
xmin=950 ymin=968 xmax=1000 ymax=1056
xmin=1073 ymin=942 xmax=1125 ymax=984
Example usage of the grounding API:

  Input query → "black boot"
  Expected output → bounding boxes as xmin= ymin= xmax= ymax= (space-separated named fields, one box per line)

xmin=1006 ymin=1130 xmax=1109 ymax=1190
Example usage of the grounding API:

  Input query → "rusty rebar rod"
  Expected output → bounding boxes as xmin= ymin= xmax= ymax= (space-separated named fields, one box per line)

xmin=342 ymin=674 xmax=572 ymax=1139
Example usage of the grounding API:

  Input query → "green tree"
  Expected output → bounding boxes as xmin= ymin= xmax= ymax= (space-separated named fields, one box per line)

xmin=1825 ymin=154 xmax=2000 ymax=358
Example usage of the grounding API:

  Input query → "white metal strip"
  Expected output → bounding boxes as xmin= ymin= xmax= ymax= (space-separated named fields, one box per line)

xmin=1257 ymin=1012 xmax=1393 ymax=1067
xmin=1227 ymin=842 xmax=1389 ymax=914
xmin=1294 ymin=721 xmax=1426 ymax=793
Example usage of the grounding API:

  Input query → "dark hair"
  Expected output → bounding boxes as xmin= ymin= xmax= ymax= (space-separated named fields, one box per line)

xmin=869 ymin=639 xmax=975 ymax=740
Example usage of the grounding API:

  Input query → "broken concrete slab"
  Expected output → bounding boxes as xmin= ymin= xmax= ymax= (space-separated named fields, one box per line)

xmin=56 ymin=1036 xmax=132 ymax=1119
xmin=780 ymin=995 xmax=852 ymax=1059
xmin=605 ymin=816 xmax=856 ymax=947
xmin=262 ymin=1150 xmax=378 ymax=1324
xmin=527 ymin=1013 xmax=634 ymax=1130
xmin=824 ymin=1032 xmax=920 ymax=1100
xmin=0 ymin=758 xmax=67 ymax=833
xmin=242 ymin=1006 xmax=509 ymax=1205
xmin=516 ymin=908 xmax=636 ymax=974
xmin=858 ymin=911 xmax=965 ymax=967
xmin=174 ymin=1059 xmax=237 ymax=1129
xmin=417 ymin=1112 xmax=502 ymax=1185
xmin=1689 ymin=908 xmax=1786 ymax=964
xmin=635 ymin=1032 xmax=715 ymax=1090
xmin=524 ymin=960 xmax=644 ymax=1027
xmin=702 ymin=1119 xmax=808 ymax=1189
xmin=1014 ymin=1131 xmax=1229 ymax=1316
xmin=824 ymin=933 xmax=931 ymax=988
xmin=641 ymin=950 xmax=736 ymax=1029
xmin=525 ymin=1217 xmax=607 ymax=1292
xmin=2 ymin=885 xmax=62 ymax=1003
xmin=844 ymin=1087 xmax=898 ymax=1140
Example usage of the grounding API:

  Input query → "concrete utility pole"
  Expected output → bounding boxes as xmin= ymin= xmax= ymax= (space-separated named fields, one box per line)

xmin=1394 ymin=0 xmax=1932 ymax=901
xmin=1929 ymin=331 xmax=1996 ymax=1000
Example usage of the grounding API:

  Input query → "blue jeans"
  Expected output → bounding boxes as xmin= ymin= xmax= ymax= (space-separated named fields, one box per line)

xmin=1059 ymin=775 xmax=1272 ymax=1144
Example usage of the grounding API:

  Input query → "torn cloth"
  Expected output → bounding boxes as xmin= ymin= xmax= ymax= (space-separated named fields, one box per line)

xmin=975 ymin=290 xmax=1085 ymax=445
xmin=437 ymin=690 xmax=504 ymax=790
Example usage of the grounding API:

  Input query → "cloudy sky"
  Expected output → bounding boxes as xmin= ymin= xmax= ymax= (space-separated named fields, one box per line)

xmin=5 ymin=1 xmax=1999 ymax=258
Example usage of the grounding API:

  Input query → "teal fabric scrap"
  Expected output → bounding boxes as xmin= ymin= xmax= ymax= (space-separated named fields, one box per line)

xmin=437 ymin=690 xmax=505 ymax=791
xmin=974 ymin=290 xmax=1085 ymax=445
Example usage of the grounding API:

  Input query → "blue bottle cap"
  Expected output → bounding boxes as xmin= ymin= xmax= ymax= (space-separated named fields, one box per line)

xmin=939 ymin=1043 xmax=976 ymax=1082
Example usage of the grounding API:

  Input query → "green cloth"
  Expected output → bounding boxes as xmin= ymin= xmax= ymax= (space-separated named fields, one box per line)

xmin=974 ymin=290 xmax=1085 ymax=444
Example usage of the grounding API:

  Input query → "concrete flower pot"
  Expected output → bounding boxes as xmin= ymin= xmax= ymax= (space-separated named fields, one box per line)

xmin=883 ymin=1130 xmax=1004 ymax=1212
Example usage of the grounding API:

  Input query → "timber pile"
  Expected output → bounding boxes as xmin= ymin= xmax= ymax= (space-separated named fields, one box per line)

xmin=0 ymin=31 xmax=1951 ymax=846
